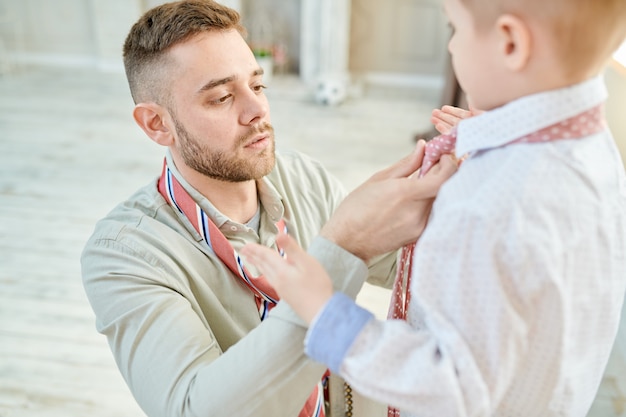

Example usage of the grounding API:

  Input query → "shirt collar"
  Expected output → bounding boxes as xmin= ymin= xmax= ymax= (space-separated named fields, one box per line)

xmin=256 ymin=177 xmax=285 ymax=223
xmin=455 ymin=75 xmax=608 ymax=157
xmin=164 ymin=150 xmax=285 ymax=228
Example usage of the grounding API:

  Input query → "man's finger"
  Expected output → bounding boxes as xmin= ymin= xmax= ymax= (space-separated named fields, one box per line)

xmin=422 ymin=154 xmax=458 ymax=181
xmin=406 ymin=154 xmax=458 ymax=198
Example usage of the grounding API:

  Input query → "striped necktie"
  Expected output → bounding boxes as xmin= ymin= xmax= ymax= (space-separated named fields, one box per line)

xmin=158 ymin=161 xmax=326 ymax=417
xmin=387 ymin=104 xmax=605 ymax=417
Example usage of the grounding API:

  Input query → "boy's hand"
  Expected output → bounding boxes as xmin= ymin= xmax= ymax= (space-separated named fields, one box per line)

xmin=431 ymin=105 xmax=482 ymax=134
xmin=241 ymin=234 xmax=333 ymax=324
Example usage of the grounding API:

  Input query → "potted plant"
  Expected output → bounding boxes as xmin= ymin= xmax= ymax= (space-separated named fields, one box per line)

xmin=252 ymin=46 xmax=274 ymax=82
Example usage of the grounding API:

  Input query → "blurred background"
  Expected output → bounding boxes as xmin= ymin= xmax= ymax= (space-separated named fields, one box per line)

xmin=0 ymin=1 xmax=625 ymax=416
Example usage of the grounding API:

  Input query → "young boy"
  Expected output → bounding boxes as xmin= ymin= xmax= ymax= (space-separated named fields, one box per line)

xmin=241 ymin=0 xmax=626 ymax=415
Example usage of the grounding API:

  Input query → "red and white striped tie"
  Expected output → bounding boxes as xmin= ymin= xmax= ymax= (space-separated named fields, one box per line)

xmin=158 ymin=162 xmax=326 ymax=417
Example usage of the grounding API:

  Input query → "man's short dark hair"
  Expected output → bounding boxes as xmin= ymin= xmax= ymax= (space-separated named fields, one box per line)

xmin=123 ymin=0 xmax=245 ymax=105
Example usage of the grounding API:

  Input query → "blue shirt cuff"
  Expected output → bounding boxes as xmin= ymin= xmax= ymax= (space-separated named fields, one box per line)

xmin=304 ymin=292 xmax=374 ymax=374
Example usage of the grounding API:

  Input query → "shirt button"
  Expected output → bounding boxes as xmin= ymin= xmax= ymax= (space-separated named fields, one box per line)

xmin=230 ymin=226 xmax=238 ymax=231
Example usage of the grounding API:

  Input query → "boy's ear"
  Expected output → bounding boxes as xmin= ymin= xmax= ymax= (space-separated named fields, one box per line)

xmin=133 ymin=102 xmax=175 ymax=146
xmin=495 ymin=14 xmax=532 ymax=71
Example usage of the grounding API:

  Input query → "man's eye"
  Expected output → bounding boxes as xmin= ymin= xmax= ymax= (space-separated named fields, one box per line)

xmin=253 ymin=84 xmax=267 ymax=93
xmin=210 ymin=94 xmax=232 ymax=104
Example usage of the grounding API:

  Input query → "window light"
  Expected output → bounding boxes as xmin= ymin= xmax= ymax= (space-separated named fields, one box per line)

xmin=614 ymin=40 xmax=626 ymax=69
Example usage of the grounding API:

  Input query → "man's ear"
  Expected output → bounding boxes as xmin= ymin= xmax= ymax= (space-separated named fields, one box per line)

xmin=495 ymin=14 xmax=532 ymax=71
xmin=133 ymin=102 xmax=175 ymax=146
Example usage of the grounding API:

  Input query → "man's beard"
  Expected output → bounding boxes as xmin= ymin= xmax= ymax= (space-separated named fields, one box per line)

xmin=172 ymin=116 xmax=276 ymax=183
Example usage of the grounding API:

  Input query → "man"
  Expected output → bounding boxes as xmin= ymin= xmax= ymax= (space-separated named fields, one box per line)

xmin=80 ymin=1 xmax=456 ymax=416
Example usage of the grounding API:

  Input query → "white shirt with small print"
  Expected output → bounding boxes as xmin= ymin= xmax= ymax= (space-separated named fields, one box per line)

xmin=305 ymin=76 xmax=626 ymax=417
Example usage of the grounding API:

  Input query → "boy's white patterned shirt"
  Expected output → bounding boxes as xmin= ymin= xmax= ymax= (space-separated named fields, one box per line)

xmin=306 ymin=76 xmax=626 ymax=417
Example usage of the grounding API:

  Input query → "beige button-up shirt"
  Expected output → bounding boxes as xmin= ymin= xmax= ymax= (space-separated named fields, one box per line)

xmin=81 ymin=149 xmax=396 ymax=417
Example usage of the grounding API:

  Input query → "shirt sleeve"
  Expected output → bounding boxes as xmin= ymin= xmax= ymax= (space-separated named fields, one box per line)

xmin=303 ymin=294 xmax=490 ymax=417
xmin=82 ymin=228 xmax=370 ymax=417
xmin=305 ymin=293 xmax=374 ymax=373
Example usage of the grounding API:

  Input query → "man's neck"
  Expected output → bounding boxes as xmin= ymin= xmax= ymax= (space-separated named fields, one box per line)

xmin=177 ymin=163 xmax=259 ymax=224
xmin=203 ymin=179 xmax=259 ymax=224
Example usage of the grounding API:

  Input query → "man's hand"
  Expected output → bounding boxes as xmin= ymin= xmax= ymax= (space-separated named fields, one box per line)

xmin=241 ymin=140 xmax=458 ymax=323
xmin=321 ymin=140 xmax=458 ymax=263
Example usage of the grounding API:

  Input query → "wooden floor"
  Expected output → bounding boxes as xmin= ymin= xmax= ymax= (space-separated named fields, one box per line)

xmin=0 ymin=66 xmax=624 ymax=417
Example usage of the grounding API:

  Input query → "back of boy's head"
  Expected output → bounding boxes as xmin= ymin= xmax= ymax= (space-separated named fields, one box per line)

xmin=460 ymin=0 xmax=626 ymax=77
xmin=123 ymin=0 xmax=245 ymax=105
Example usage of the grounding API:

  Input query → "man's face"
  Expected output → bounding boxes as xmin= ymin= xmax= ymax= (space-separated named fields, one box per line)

xmin=165 ymin=29 xmax=275 ymax=182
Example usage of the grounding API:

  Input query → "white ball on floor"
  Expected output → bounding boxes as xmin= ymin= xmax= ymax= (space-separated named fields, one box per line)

xmin=315 ymin=79 xmax=347 ymax=106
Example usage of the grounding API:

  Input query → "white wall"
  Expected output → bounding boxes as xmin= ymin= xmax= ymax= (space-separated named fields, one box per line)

xmin=89 ymin=0 xmax=143 ymax=71
xmin=0 ymin=0 xmax=242 ymax=73
xmin=606 ymin=60 xmax=626 ymax=167
xmin=0 ymin=0 xmax=143 ymax=72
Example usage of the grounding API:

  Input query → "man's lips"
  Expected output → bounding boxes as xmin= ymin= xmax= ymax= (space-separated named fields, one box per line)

xmin=244 ymin=134 xmax=270 ymax=149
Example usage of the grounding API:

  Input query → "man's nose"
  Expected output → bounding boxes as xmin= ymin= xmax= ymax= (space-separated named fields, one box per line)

xmin=239 ymin=89 xmax=269 ymax=126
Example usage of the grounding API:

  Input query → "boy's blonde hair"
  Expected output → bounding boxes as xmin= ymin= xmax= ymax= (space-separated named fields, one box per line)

xmin=461 ymin=0 xmax=626 ymax=77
